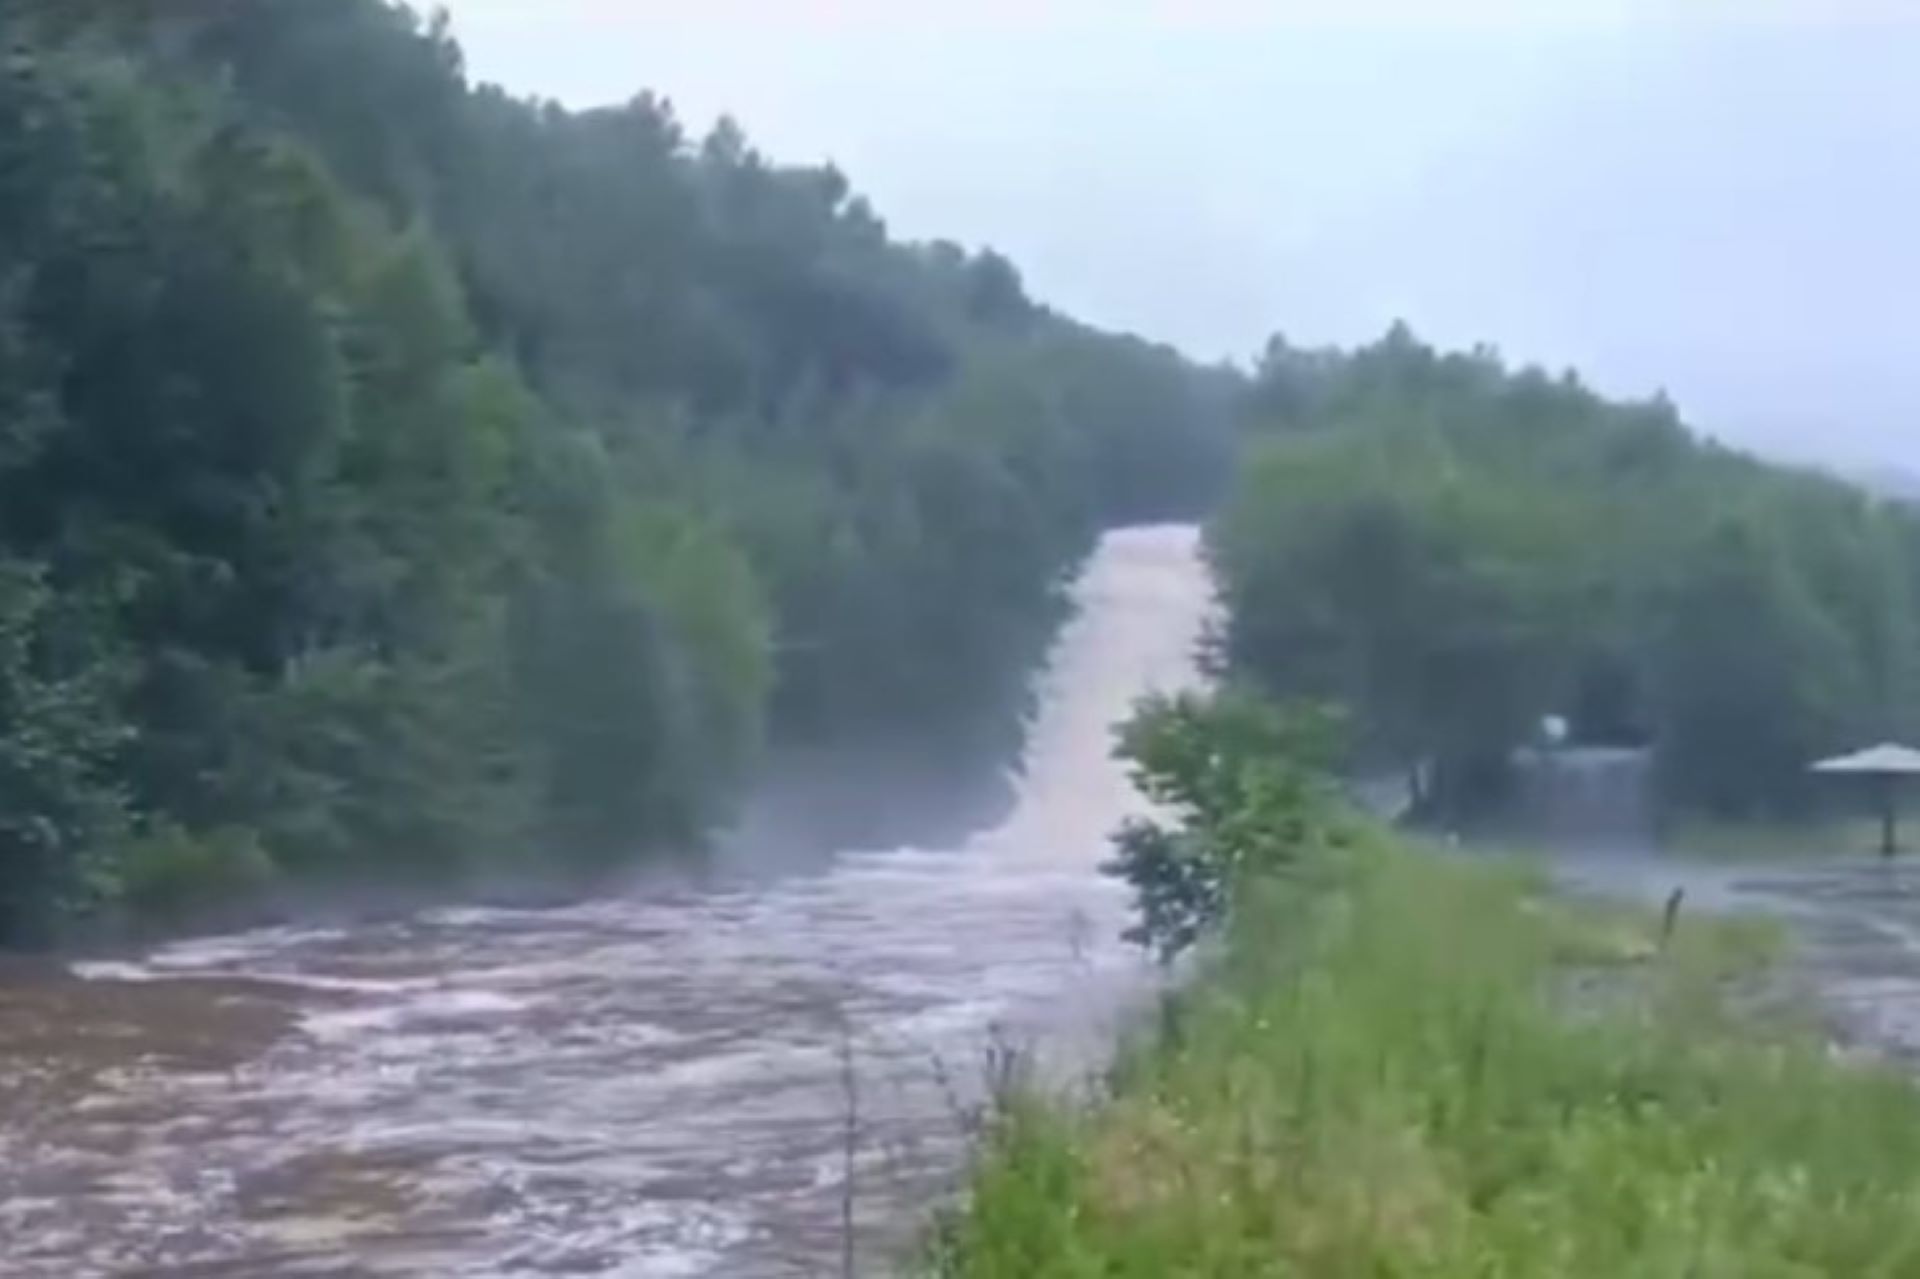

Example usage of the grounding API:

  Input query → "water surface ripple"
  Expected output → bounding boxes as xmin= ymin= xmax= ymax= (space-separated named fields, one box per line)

xmin=0 ymin=525 xmax=1212 ymax=1278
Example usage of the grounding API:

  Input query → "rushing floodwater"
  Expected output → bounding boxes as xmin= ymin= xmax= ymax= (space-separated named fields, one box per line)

xmin=1511 ymin=747 xmax=1920 ymax=1070
xmin=0 ymin=525 xmax=1213 ymax=1278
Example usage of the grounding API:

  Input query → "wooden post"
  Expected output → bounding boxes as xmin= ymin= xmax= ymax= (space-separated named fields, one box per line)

xmin=1883 ymin=774 xmax=1899 ymax=859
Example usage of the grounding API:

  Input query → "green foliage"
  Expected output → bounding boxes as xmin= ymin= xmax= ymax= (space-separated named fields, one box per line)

xmin=1215 ymin=431 xmax=1578 ymax=815
xmin=0 ymin=561 xmax=129 ymax=943
xmin=1104 ymin=691 xmax=1344 ymax=960
xmin=115 ymin=823 xmax=276 ymax=922
xmin=0 ymin=2 xmax=1229 ymax=940
xmin=1650 ymin=519 xmax=1863 ymax=817
xmin=935 ymin=716 xmax=1920 ymax=1278
xmin=1217 ymin=326 xmax=1920 ymax=821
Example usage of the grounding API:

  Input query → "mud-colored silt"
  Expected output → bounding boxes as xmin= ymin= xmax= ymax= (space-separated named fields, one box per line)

xmin=0 ymin=524 xmax=1213 ymax=1277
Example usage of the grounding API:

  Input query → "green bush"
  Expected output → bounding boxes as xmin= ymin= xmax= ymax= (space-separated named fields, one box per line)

xmin=115 ymin=824 xmax=278 ymax=921
xmin=1103 ymin=690 xmax=1346 ymax=960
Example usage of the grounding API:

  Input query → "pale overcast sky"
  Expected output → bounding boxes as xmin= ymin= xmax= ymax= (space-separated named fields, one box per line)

xmin=440 ymin=2 xmax=1920 ymax=471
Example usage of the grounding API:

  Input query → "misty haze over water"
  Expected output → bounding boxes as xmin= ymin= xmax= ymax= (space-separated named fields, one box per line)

xmin=0 ymin=527 xmax=1211 ymax=1277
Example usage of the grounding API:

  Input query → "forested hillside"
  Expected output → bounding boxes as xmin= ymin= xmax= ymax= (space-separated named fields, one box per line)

xmin=0 ymin=0 xmax=1232 ymax=941
xmin=1214 ymin=325 xmax=1920 ymax=822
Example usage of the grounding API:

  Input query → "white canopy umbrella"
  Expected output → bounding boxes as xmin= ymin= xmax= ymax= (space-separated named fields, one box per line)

xmin=1810 ymin=743 xmax=1920 ymax=856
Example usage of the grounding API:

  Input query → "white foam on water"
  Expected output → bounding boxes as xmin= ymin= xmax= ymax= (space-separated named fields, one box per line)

xmin=68 ymin=959 xmax=162 ymax=983
xmin=4 ymin=526 xmax=1217 ymax=1278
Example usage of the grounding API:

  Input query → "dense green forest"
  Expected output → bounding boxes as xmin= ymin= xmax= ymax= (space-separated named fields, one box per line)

xmin=1213 ymin=324 xmax=1920 ymax=822
xmin=7 ymin=0 xmax=1909 ymax=944
xmin=0 ymin=0 xmax=1232 ymax=941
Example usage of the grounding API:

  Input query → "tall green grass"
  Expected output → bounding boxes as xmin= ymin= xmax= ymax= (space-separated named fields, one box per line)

xmin=927 ymin=836 xmax=1920 ymax=1276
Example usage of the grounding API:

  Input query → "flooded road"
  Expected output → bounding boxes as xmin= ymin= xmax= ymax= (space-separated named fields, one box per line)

xmin=0 ymin=525 xmax=1213 ymax=1278
xmin=1564 ymin=850 xmax=1920 ymax=1062
xmin=1511 ymin=748 xmax=1920 ymax=1068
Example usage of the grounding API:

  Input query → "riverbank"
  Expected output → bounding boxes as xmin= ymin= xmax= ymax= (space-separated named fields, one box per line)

xmin=40 ymin=733 xmax=1028 ymax=956
xmin=928 ymin=826 xmax=1920 ymax=1275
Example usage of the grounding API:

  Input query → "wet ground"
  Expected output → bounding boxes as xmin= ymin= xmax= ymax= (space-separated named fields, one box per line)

xmin=0 ymin=526 xmax=1212 ymax=1278
xmin=1503 ymin=747 xmax=1920 ymax=1060
xmin=1558 ymin=850 xmax=1920 ymax=1061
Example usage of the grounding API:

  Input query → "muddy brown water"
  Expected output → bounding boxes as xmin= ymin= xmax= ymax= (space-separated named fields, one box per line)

xmin=0 ymin=526 xmax=1213 ymax=1278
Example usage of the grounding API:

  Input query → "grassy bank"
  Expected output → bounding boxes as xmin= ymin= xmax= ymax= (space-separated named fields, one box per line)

xmin=1662 ymin=812 xmax=1907 ymax=863
xmin=929 ymin=830 xmax=1920 ymax=1275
